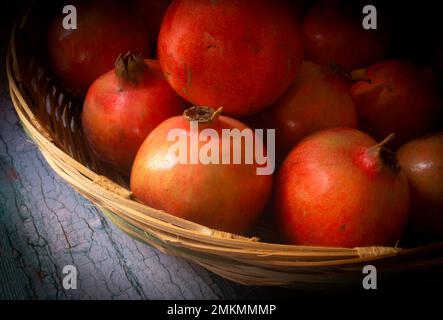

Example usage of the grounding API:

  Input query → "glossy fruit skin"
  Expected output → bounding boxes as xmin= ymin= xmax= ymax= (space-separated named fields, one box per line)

xmin=158 ymin=0 xmax=303 ymax=117
xmin=247 ymin=61 xmax=357 ymax=163
xmin=47 ymin=0 xmax=150 ymax=96
xmin=130 ymin=114 xmax=273 ymax=234
xmin=302 ymin=0 xmax=390 ymax=71
xmin=398 ymin=133 xmax=443 ymax=239
xmin=275 ymin=128 xmax=410 ymax=247
xmin=82 ymin=59 xmax=184 ymax=175
xmin=351 ymin=60 xmax=443 ymax=148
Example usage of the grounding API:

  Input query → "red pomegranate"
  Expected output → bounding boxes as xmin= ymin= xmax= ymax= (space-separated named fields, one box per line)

xmin=82 ymin=53 xmax=184 ymax=175
xmin=158 ymin=0 xmax=304 ymax=116
xmin=275 ymin=128 xmax=410 ymax=247
xmin=398 ymin=133 xmax=443 ymax=240
xmin=130 ymin=106 xmax=273 ymax=234
xmin=350 ymin=59 xmax=443 ymax=148
xmin=302 ymin=0 xmax=390 ymax=71
xmin=247 ymin=61 xmax=357 ymax=163
xmin=47 ymin=0 xmax=150 ymax=96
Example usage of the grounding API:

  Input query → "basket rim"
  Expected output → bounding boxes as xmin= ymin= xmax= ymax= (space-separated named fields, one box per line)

xmin=6 ymin=7 xmax=443 ymax=271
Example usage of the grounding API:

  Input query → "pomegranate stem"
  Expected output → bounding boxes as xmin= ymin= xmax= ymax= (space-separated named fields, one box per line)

xmin=350 ymin=68 xmax=371 ymax=83
xmin=374 ymin=133 xmax=396 ymax=149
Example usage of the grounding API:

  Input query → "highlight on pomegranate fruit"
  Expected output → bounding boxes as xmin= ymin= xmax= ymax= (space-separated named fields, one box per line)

xmin=158 ymin=0 xmax=304 ymax=117
xmin=302 ymin=0 xmax=390 ymax=71
xmin=350 ymin=59 xmax=443 ymax=148
xmin=398 ymin=133 xmax=443 ymax=240
xmin=130 ymin=106 xmax=273 ymax=234
xmin=275 ymin=128 xmax=410 ymax=248
xmin=47 ymin=0 xmax=150 ymax=96
xmin=82 ymin=53 xmax=184 ymax=176
xmin=247 ymin=60 xmax=357 ymax=163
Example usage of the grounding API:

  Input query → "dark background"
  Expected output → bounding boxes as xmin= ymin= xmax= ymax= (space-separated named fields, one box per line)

xmin=0 ymin=0 xmax=442 ymax=300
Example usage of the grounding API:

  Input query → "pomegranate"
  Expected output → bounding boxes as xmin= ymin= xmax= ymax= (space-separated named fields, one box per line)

xmin=302 ymin=0 xmax=390 ymax=71
xmin=158 ymin=0 xmax=304 ymax=117
xmin=247 ymin=60 xmax=357 ymax=163
xmin=398 ymin=133 xmax=443 ymax=240
xmin=350 ymin=60 xmax=443 ymax=148
xmin=130 ymin=107 xmax=273 ymax=234
xmin=47 ymin=0 xmax=150 ymax=96
xmin=275 ymin=128 xmax=410 ymax=247
xmin=82 ymin=53 xmax=184 ymax=176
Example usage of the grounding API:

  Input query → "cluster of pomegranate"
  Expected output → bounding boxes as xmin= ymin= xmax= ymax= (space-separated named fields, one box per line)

xmin=47 ymin=0 xmax=443 ymax=248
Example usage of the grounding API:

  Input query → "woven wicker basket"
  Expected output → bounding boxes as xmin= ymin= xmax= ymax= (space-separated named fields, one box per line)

xmin=6 ymin=3 xmax=443 ymax=287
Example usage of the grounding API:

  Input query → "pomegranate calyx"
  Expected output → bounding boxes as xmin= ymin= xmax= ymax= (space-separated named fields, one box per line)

xmin=362 ymin=133 xmax=401 ymax=173
xmin=380 ymin=148 xmax=401 ymax=173
xmin=115 ymin=51 xmax=147 ymax=84
xmin=183 ymin=106 xmax=223 ymax=123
